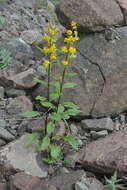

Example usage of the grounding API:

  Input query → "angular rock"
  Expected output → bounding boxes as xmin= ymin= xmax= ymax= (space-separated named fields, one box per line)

xmin=8 ymin=68 xmax=38 ymax=89
xmin=81 ymin=118 xmax=114 ymax=132
xmin=5 ymin=88 xmax=26 ymax=97
xmin=80 ymin=131 xmax=127 ymax=175
xmin=117 ymin=0 xmax=127 ymax=25
xmin=75 ymin=175 xmax=104 ymax=190
xmin=90 ymin=130 xmax=108 ymax=140
xmin=56 ymin=0 xmax=123 ymax=32
xmin=0 ymin=134 xmax=48 ymax=178
xmin=10 ymin=172 xmax=57 ymax=190
xmin=6 ymin=96 xmax=33 ymax=116
xmin=49 ymin=170 xmax=85 ymax=190
xmin=0 ymin=87 xmax=4 ymax=99
xmin=21 ymin=30 xmax=43 ymax=45
xmin=0 ymin=128 xmax=15 ymax=142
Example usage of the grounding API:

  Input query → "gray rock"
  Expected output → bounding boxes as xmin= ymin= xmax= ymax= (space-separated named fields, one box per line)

xmin=21 ymin=30 xmax=43 ymax=45
xmin=80 ymin=131 xmax=127 ymax=175
xmin=70 ymin=124 xmax=78 ymax=136
xmin=0 ymin=87 xmax=4 ymax=99
xmin=56 ymin=0 xmax=123 ymax=32
xmin=0 ymin=139 xmax=6 ymax=146
xmin=0 ymin=128 xmax=15 ymax=142
xmin=90 ymin=130 xmax=108 ymax=140
xmin=6 ymin=88 xmax=26 ymax=97
xmin=75 ymin=175 xmax=104 ymax=190
xmin=81 ymin=118 xmax=114 ymax=132
xmin=0 ymin=119 xmax=6 ymax=128
xmin=26 ymin=118 xmax=45 ymax=133
xmin=0 ymin=134 xmax=48 ymax=178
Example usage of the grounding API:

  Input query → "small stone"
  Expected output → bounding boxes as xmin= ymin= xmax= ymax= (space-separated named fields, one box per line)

xmin=75 ymin=175 xmax=104 ymax=190
xmin=0 ymin=87 xmax=4 ymax=99
xmin=70 ymin=124 xmax=78 ymax=136
xmin=90 ymin=130 xmax=108 ymax=140
xmin=6 ymin=88 xmax=26 ymax=97
xmin=0 ymin=128 xmax=15 ymax=142
xmin=81 ymin=117 xmax=114 ymax=132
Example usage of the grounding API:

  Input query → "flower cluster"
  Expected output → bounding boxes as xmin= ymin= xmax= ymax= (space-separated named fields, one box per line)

xmin=42 ymin=23 xmax=59 ymax=68
xmin=60 ymin=21 xmax=79 ymax=66
xmin=42 ymin=21 xmax=79 ymax=68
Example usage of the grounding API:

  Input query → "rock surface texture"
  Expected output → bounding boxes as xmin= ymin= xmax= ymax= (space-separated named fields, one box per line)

xmin=80 ymin=131 xmax=127 ymax=175
xmin=56 ymin=0 xmax=123 ymax=32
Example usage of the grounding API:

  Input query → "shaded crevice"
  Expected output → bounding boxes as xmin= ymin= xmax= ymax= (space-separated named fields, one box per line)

xmin=77 ymin=48 xmax=106 ymax=93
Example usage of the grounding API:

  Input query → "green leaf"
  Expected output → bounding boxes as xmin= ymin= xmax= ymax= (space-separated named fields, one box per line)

xmin=50 ymin=81 xmax=60 ymax=89
xmin=27 ymin=133 xmax=40 ymax=145
xmin=58 ymin=104 xmax=65 ymax=113
xmin=65 ymin=72 xmax=77 ymax=77
xmin=47 ymin=122 xmax=55 ymax=135
xmin=66 ymin=108 xmax=80 ymax=116
xmin=39 ymin=136 xmax=50 ymax=151
xmin=63 ymin=82 xmax=77 ymax=88
xmin=60 ymin=112 xmax=70 ymax=120
xmin=62 ymin=102 xmax=80 ymax=110
xmin=35 ymin=96 xmax=46 ymax=101
xmin=33 ymin=77 xmax=47 ymax=86
xmin=41 ymin=101 xmax=54 ymax=108
xmin=50 ymin=92 xmax=59 ymax=101
xmin=50 ymin=145 xmax=61 ymax=160
xmin=20 ymin=111 xmax=41 ymax=118
xmin=63 ymin=136 xmax=78 ymax=150
xmin=49 ymin=112 xmax=62 ymax=121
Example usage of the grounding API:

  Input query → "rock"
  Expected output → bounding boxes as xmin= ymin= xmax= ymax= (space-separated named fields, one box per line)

xmin=26 ymin=118 xmax=45 ymax=133
xmin=0 ymin=87 xmax=4 ymax=99
xmin=5 ymin=88 xmax=26 ymax=97
xmin=70 ymin=124 xmax=78 ymax=136
xmin=49 ymin=170 xmax=85 ymax=190
xmin=10 ymin=172 xmax=57 ymax=190
xmin=90 ymin=130 xmax=108 ymax=140
xmin=0 ymin=139 xmax=6 ymax=146
xmin=81 ymin=118 xmax=114 ymax=132
xmin=0 ymin=183 xmax=8 ymax=190
xmin=80 ymin=131 xmax=127 ymax=175
xmin=0 ymin=134 xmax=48 ymax=178
xmin=117 ymin=0 xmax=127 ymax=25
xmin=56 ymin=0 xmax=123 ymax=32
xmin=0 ymin=119 xmax=6 ymax=128
xmin=75 ymin=175 xmax=104 ymax=190
xmin=8 ymin=68 xmax=38 ymax=89
xmin=21 ymin=30 xmax=43 ymax=45
xmin=6 ymin=96 xmax=33 ymax=116
xmin=0 ymin=128 xmax=15 ymax=142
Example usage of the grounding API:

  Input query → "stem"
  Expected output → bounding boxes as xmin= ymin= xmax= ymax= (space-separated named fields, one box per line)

xmin=56 ymin=67 xmax=66 ymax=111
xmin=44 ymin=63 xmax=51 ymax=135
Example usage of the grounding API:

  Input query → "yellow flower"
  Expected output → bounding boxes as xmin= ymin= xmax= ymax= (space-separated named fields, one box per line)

xmin=50 ymin=53 xmax=57 ymax=59
xmin=43 ymin=47 xmax=50 ymax=54
xmin=71 ymin=21 xmax=77 ymax=30
xmin=66 ymin=30 xmax=72 ymax=36
xmin=43 ymin=60 xmax=50 ymax=68
xmin=50 ymin=44 xmax=57 ymax=52
xmin=61 ymin=60 xmax=69 ymax=66
xmin=68 ymin=47 xmax=76 ymax=55
xmin=61 ymin=46 xmax=68 ymax=53
xmin=46 ymin=28 xmax=58 ymax=36
xmin=43 ymin=35 xmax=51 ymax=44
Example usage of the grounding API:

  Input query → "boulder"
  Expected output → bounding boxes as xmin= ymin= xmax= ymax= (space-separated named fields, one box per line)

xmin=117 ymin=0 xmax=127 ymax=25
xmin=56 ymin=0 xmax=123 ymax=32
xmin=0 ymin=134 xmax=48 ymax=178
xmin=80 ymin=131 xmax=127 ymax=175
xmin=33 ymin=27 xmax=127 ymax=117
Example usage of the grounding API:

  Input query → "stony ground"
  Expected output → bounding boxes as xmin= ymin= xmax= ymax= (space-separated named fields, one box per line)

xmin=0 ymin=0 xmax=127 ymax=190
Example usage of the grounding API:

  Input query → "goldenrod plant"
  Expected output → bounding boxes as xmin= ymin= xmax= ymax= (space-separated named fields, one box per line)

xmin=22 ymin=21 xmax=80 ymax=164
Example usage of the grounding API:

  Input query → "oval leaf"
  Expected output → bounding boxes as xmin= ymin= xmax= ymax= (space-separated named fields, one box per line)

xmin=63 ymin=136 xmax=78 ymax=150
xmin=20 ymin=111 xmax=41 ymax=118
xmin=47 ymin=122 xmax=55 ymax=135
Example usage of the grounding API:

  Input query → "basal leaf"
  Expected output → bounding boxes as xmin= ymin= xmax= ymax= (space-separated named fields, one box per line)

xmin=20 ymin=111 xmax=41 ymax=118
xmin=63 ymin=136 xmax=78 ymax=150
xmin=47 ymin=122 xmax=55 ymax=135
xmin=63 ymin=82 xmax=77 ymax=88
xmin=50 ymin=145 xmax=61 ymax=160
xmin=33 ymin=77 xmax=47 ymax=86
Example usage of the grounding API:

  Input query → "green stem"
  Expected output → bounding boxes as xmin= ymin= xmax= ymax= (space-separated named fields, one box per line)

xmin=44 ymin=63 xmax=51 ymax=135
